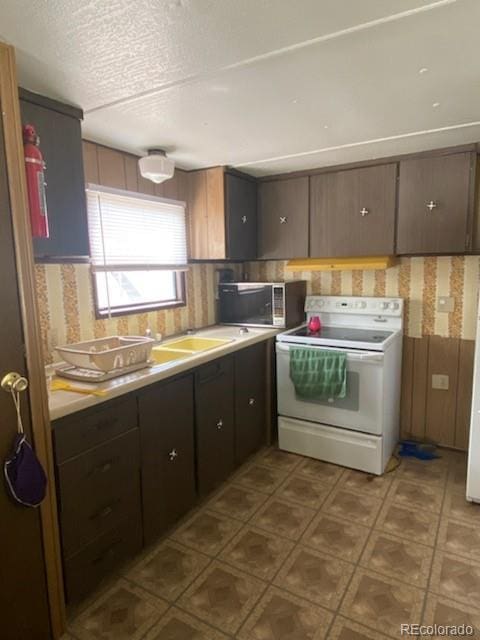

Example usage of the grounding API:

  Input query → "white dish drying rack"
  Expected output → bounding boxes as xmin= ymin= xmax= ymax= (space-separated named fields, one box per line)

xmin=56 ymin=336 xmax=154 ymax=373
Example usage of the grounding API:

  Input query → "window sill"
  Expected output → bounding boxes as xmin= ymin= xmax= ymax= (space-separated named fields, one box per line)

xmin=95 ymin=299 xmax=186 ymax=320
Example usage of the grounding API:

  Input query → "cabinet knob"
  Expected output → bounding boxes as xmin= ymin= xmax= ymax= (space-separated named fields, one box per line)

xmin=168 ymin=449 xmax=178 ymax=461
xmin=216 ymin=419 xmax=223 ymax=430
xmin=96 ymin=505 xmax=113 ymax=519
xmin=426 ymin=200 xmax=437 ymax=211
xmin=279 ymin=216 xmax=288 ymax=224
xmin=241 ymin=215 xmax=247 ymax=224
xmin=360 ymin=207 xmax=369 ymax=217
xmin=249 ymin=397 xmax=256 ymax=406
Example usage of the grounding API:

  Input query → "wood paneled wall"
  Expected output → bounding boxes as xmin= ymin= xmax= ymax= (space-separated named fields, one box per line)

xmin=82 ymin=140 xmax=188 ymax=201
xmin=400 ymin=336 xmax=475 ymax=449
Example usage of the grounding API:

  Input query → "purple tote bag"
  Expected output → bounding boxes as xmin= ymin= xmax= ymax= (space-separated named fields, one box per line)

xmin=3 ymin=379 xmax=47 ymax=508
xmin=4 ymin=433 xmax=47 ymax=507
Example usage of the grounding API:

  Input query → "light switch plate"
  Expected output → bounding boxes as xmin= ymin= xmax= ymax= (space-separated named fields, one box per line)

xmin=432 ymin=374 xmax=449 ymax=390
xmin=437 ymin=296 xmax=455 ymax=313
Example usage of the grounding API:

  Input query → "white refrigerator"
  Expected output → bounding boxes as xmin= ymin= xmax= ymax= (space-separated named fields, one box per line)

xmin=467 ymin=299 xmax=480 ymax=502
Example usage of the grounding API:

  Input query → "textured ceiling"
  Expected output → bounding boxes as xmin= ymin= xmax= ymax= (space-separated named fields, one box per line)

xmin=1 ymin=0 xmax=479 ymax=174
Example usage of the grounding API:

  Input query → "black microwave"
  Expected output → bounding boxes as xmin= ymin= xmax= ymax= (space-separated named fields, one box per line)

xmin=218 ymin=281 xmax=306 ymax=328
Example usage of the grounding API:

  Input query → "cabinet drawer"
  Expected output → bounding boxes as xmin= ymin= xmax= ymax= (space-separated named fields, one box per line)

xmin=194 ymin=356 xmax=232 ymax=386
xmin=54 ymin=396 xmax=137 ymax=462
xmin=61 ymin=471 xmax=140 ymax=558
xmin=57 ymin=430 xmax=139 ymax=510
xmin=63 ymin=517 xmax=142 ymax=604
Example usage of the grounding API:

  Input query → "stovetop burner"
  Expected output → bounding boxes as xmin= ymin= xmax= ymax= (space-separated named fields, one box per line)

xmin=290 ymin=326 xmax=393 ymax=344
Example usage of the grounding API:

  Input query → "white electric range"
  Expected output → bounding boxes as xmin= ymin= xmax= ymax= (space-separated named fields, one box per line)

xmin=276 ymin=295 xmax=404 ymax=475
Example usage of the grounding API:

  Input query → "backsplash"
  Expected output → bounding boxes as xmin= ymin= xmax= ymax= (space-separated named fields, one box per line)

xmin=35 ymin=256 xmax=480 ymax=364
xmin=35 ymin=263 xmax=235 ymax=364
xmin=246 ymin=256 xmax=480 ymax=340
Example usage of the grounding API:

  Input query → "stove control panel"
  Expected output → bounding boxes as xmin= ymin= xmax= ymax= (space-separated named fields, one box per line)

xmin=305 ymin=296 xmax=403 ymax=317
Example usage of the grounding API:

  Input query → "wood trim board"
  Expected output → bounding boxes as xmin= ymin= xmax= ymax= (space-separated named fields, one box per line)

xmin=0 ymin=42 xmax=66 ymax=638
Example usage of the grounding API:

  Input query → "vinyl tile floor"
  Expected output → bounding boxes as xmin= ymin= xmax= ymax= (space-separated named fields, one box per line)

xmin=65 ymin=446 xmax=480 ymax=640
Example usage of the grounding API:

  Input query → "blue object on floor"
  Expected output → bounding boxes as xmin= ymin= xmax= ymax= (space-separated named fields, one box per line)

xmin=398 ymin=440 xmax=440 ymax=460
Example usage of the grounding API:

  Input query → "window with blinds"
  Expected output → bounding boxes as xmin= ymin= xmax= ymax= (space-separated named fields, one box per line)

xmin=86 ymin=185 xmax=187 ymax=316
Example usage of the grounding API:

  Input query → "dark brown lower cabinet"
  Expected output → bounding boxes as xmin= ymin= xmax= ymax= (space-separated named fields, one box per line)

xmin=139 ymin=375 xmax=197 ymax=545
xmin=235 ymin=342 xmax=267 ymax=465
xmin=63 ymin=515 xmax=142 ymax=604
xmin=59 ymin=431 xmax=141 ymax=557
xmin=195 ymin=356 xmax=235 ymax=497
xmin=53 ymin=399 xmax=142 ymax=604
xmin=53 ymin=340 xmax=272 ymax=605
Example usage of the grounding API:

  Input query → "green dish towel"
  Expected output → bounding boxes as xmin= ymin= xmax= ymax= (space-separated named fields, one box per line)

xmin=289 ymin=347 xmax=347 ymax=400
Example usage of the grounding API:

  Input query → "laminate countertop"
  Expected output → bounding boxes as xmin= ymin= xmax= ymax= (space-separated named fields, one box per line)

xmin=48 ymin=325 xmax=279 ymax=421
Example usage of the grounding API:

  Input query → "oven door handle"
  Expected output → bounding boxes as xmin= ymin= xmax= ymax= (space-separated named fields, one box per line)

xmin=276 ymin=343 xmax=384 ymax=363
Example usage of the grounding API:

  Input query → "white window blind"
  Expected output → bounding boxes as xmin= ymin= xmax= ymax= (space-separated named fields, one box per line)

xmin=86 ymin=185 xmax=187 ymax=270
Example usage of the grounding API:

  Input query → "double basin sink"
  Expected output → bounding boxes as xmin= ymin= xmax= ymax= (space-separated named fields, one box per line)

xmin=150 ymin=336 xmax=233 ymax=365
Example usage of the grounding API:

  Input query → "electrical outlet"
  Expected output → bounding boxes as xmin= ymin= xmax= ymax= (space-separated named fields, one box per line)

xmin=437 ymin=296 xmax=455 ymax=313
xmin=432 ymin=374 xmax=449 ymax=390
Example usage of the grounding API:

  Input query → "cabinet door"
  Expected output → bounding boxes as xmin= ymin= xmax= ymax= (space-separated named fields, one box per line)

xmin=188 ymin=170 xmax=209 ymax=259
xmin=397 ymin=152 xmax=474 ymax=254
xmin=195 ymin=357 xmax=235 ymax=497
xmin=258 ymin=177 xmax=309 ymax=259
xmin=235 ymin=342 xmax=266 ymax=465
xmin=225 ymin=173 xmax=257 ymax=260
xmin=20 ymin=99 xmax=89 ymax=259
xmin=206 ymin=167 xmax=227 ymax=259
xmin=310 ymin=164 xmax=396 ymax=257
xmin=139 ymin=375 xmax=196 ymax=545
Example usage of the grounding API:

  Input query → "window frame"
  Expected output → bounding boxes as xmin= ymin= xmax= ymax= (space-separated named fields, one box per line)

xmin=85 ymin=184 xmax=188 ymax=319
xmin=92 ymin=269 xmax=186 ymax=319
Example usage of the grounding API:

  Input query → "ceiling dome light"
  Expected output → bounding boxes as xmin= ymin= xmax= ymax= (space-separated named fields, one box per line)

xmin=138 ymin=149 xmax=175 ymax=184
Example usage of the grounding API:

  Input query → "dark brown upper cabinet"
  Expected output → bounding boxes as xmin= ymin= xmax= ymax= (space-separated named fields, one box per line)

xmin=258 ymin=176 xmax=309 ymax=259
xmin=225 ymin=172 xmax=257 ymax=260
xmin=20 ymin=90 xmax=89 ymax=260
xmin=310 ymin=164 xmax=397 ymax=257
xmin=396 ymin=152 xmax=476 ymax=255
xmin=188 ymin=167 xmax=257 ymax=260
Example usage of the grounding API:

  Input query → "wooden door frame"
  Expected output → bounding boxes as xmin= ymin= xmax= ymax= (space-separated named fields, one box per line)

xmin=0 ymin=42 xmax=66 ymax=638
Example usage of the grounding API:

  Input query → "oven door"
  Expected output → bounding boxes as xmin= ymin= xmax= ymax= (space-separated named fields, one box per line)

xmin=276 ymin=342 xmax=384 ymax=435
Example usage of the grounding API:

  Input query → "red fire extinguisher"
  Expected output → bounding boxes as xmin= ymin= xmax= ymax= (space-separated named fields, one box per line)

xmin=23 ymin=124 xmax=49 ymax=238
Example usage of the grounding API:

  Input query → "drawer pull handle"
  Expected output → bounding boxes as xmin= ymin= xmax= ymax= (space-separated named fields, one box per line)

xmin=216 ymin=419 xmax=223 ymax=430
xmin=360 ymin=207 xmax=369 ymax=217
xmin=248 ymin=397 xmax=256 ymax=406
xmin=426 ymin=200 xmax=437 ymax=211
xmin=92 ymin=538 xmax=122 ymax=565
xmin=95 ymin=418 xmax=118 ymax=431
xmin=241 ymin=215 xmax=247 ymax=224
xmin=91 ymin=504 xmax=115 ymax=521
xmin=279 ymin=216 xmax=288 ymax=224
xmin=168 ymin=449 xmax=178 ymax=461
